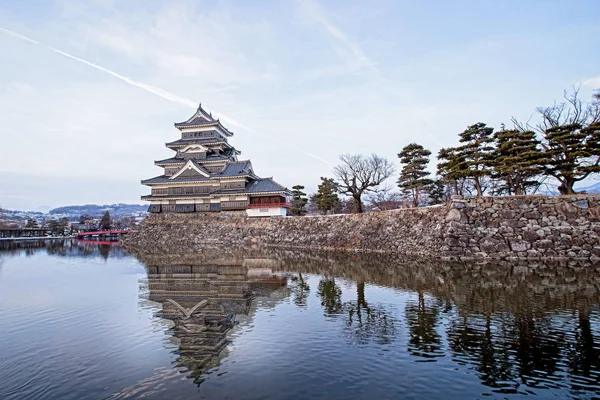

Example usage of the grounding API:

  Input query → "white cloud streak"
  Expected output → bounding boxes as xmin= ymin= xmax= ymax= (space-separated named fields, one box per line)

xmin=297 ymin=0 xmax=380 ymax=76
xmin=583 ymin=77 xmax=600 ymax=88
xmin=295 ymin=0 xmax=439 ymax=136
xmin=0 ymin=27 xmax=333 ymax=166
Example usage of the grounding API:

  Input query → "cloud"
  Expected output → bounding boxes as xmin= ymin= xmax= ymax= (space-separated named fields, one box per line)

xmin=583 ymin=77 xmax=600 ymax=88
xmin=73 ymin=2 xmax=268 ymax=86
xmin=296 ymin=0 xmax=380 ymax=77
xmin=0 ymin=27 xmax=333 ymax=167
xmin=0 ymin=28 xmax=198 ymax=108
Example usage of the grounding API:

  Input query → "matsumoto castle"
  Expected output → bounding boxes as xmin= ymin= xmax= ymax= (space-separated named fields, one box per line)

xmin=142 ymin=104 xmax=291 ymax=217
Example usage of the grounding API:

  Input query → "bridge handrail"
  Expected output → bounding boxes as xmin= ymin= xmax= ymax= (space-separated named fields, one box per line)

xmin=73 ymin=229 xmax=129 ymax=237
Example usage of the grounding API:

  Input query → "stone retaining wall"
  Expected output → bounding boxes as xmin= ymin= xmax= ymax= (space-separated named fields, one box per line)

xmin=122 ymin=195 xmax=600 ymax=261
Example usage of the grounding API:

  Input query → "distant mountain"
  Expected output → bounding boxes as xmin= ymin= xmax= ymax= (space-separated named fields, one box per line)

xmin=539 ymin=182 xmax=600 ymax=196
xmin=49 ymin=203 xmax=147 ymax=217
xmin=575 ymin=182 xmax=600 ymax=194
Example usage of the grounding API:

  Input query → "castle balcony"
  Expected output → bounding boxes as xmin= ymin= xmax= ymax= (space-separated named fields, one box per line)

xmin=247 ymin=202 xmax=291 ymax=209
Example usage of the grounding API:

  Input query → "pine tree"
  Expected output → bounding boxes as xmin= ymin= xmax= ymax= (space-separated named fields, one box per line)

xmin=541 ymin=122 xmax=600 ymax=194
xmin=25 ymin=218 xmax=39 ymax=228
xmin=428 ymin=178 xmax=447 ymax=205
xmin=492 ymin=128 xmax=544 ymax=195
xmin=437 ymin=147 xmax=466 ymax=196
xmin=397 ymin=143 xmax=433 ymax=206
xmin=456 ymin=122 xmax=495 ymax=197
xmin=312 ymin=177 xmax=339 ymax=214
xmin=45 ymin=219 xmax=60 ymax=235
xmin=290 ymin=185 xmax=308 ymax=216
xmin=100 ymin=211 xmax=112 ymax=230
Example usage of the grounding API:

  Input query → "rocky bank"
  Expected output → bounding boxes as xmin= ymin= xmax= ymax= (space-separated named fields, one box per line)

xmin=122 ymin=195 xmax=600 ymax=261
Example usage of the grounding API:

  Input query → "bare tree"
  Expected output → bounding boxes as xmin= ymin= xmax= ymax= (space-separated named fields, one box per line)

xmin=333 ymin=154 xmax=395 ymax=213
xmin=536 ymin=87 xmax=600 ymax=131
xmin=511 ymin=87 xmax=600 ymax=194
xmin=366 ymin=186 xmax=403 ymax=211
xmin=512 ymin=86 xmax=600 ymax=132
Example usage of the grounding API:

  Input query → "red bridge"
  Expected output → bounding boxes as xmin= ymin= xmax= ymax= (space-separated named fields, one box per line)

xmin=73 ymin=230 xmax=129 ymax=239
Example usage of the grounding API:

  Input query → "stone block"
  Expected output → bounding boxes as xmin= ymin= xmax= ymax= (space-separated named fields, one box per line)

xmin=524 ymin=211 xmax=541 ymax=219
xmin=572 ymin=200 xmax=589 ymax=209
xmin=522 ymin=230 xmax=540 ymax=242
xmin=445 ymin=208 xmax=462 ymax=222
xmin=451 ymin=201 xmax=466 ymax=209
xmin=536 ymin=240 xmax=554 ymax=249
xmin=509 ymin=240 xmax=531 ymax=252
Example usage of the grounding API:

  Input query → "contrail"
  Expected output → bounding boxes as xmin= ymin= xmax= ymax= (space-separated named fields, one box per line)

xmin=0 ymin=27 xmax=333 ymax=166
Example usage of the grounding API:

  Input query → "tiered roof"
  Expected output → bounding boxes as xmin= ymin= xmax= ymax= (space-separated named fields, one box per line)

xmin=174 ymin=104 xmax=233 ymax=136
xmin=142 ymin=103 xmax=289 ymax=200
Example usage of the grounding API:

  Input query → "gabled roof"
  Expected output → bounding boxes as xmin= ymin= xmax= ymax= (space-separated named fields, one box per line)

xmin=174 ymin=103 xmax=233 ymax=136
xmin=218 ymin=160 xmax=254 ymax=177
xmin=175 ymin=103 xmax=214 ymax=124
xmin=245 ymin=178 xmax=288 ymax=194
xmin=169 ymin=160 xmax=211 ymax=179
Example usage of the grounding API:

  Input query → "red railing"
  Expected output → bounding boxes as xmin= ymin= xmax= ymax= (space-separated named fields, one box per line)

xmin=73 ymin=230 xmax=129 ymax=238
xmin=247 ymin=203 xmax=291 ymax=209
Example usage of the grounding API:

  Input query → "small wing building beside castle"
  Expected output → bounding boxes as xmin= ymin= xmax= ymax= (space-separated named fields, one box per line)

xmin=142 ymin=105 xmax=290 ymax=217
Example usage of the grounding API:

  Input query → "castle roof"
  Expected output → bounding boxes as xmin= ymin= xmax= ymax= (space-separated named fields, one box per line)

xmin=220 ymin=160 xmax=254 ymax=177
xmin=154 ymin=154 xmax=232 ymax=165
xmin=142 ymin=175 xmax=211 ymax=185
xmin=165 ymin=137 xmax=230 ymax=148
xmin=142 ymin=160 xmax=256 ymax=185
xmin=141 ymin=178 xmax=288 ymax=200
xmin=245 ymin=178 xmax=288 ymax=194
xmin=174 ymin=104 xmax=233 ymax=136
xmin=143 ymin=104 xmax=289 ymax=206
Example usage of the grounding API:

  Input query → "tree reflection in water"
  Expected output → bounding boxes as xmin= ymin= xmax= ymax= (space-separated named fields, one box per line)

xmin=317 ymin=277 xmax=343 ymax=315
xmin=289 ymin=273 xmax=310 ymax=307
xmin=126 ymin=247 xmax=600 ymax=395
xmin=342 ymin=282 xmax=398 ymax=345
xmin=406 ymin=292 xmax=444 ymax=359
xmin=0 ymin=238 xmax=128 ymax=259
xmin=569 ymin=307 xmax=600 ymax=390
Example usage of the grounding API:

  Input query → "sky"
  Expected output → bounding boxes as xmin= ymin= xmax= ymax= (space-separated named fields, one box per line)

xmin=0 ymin=0 xmax=599 ymax=211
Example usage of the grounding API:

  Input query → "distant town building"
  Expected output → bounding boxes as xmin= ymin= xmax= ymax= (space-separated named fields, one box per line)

xmin=142 ymin=104 xmax=290 ymax=217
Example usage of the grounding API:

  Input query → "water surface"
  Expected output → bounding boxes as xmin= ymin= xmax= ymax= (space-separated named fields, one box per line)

xmin=1 ymin=240 xmax=599 ymax=399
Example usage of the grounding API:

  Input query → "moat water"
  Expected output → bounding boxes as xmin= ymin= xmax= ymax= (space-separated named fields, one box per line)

xmin=1 ymin=240 xmax=600 ymax=399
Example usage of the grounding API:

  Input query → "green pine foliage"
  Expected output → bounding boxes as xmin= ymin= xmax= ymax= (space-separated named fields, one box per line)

xmin=436 ymin=147 xmax=467 ymax=196
xmin=541 ymin=122 xmax=600 ymax=194
xmin=428 ymin=178 xmax=447 ymax=205
xmin=312 ymin=177 xmax=339 ymax=214
xmin=397 ymin=143 xmax=433 ymax=206
xmin=25 ymin=218 xmax=39 ymax=228
xmin=290 ymin=185 xmax=308 ymax=216
xmin=456 ymin=122 xmax=495 ymax=197
xmin=492 ymin=129 xmax=544 ymax=195
xmin=100 ymin=211 xmax=112 ymax=230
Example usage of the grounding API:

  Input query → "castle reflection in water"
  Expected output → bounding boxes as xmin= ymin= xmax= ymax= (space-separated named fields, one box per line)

xmin=138 ymin=253 xmax=288 ymax=384
xmin=2 ymin=240 xmax=599 ymax=396
xmin=132 ymin=247 xmax=600 ymax=394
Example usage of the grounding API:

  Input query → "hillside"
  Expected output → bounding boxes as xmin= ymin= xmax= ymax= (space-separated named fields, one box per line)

xmin=49 ymin=203 xmax=147 ymax=217
xmin=575 ymin=182 xmax=600 ymax=194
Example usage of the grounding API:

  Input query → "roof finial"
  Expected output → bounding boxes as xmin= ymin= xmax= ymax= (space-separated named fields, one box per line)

xmin=197 ymin=102 xmax=202 ymax=110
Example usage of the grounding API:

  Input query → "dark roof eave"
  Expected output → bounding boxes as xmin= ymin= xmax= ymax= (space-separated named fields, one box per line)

xmin=142 ymin=174 xmax=251 ymax=185
xmin=173 ymin=120 xmax=233 ymax=136
xmin=165 ymin=140 xmax=230 ymax=148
